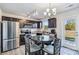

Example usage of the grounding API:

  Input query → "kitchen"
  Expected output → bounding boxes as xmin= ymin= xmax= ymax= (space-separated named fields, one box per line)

xmin=0 ymin=3 xmax=79 ymax=55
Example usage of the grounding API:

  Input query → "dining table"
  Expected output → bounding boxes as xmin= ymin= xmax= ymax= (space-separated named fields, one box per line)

xmin=31 ymin=35 xmax=55 ymax=55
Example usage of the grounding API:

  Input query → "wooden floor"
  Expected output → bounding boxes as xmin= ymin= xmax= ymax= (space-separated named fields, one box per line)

xmin=1 ymin=45 xmax=79 ymax=55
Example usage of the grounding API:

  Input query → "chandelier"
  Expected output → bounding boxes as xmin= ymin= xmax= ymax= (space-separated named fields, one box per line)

xmin=43 ymin=3 xmax=56 ymax=18
xmin=27 ymin=3 xmax=56 ymax=19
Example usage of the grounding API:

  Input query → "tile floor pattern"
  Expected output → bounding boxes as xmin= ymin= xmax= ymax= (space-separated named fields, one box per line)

xmin=1 ymin=45 xmax=79 ymax=55
xmin=60 ymin=47 xmax=79 ymax=55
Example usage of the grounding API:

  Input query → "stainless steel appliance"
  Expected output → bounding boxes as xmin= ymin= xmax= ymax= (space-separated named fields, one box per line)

xmin=2 ymin=21 xmax=16 ymax=52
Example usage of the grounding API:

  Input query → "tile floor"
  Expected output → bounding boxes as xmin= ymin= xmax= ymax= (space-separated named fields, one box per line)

xmin=60 ymin=47 xmax=79 ymax=55
xmin=1 ymin=45 xmax=79 ymax=55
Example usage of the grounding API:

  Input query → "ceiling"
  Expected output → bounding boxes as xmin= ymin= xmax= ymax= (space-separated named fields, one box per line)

xmin=0 ymin=3 xmax=79 ymax=20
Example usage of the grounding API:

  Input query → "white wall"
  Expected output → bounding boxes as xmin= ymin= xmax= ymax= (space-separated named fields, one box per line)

xmin=0 ymin=9 xmax=1 ymax=53
xmin=0 ymin=9 xmax=2 ymax=21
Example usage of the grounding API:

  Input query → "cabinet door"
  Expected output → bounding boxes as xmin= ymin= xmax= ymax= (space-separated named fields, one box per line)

xmin=48 ymin=18 xmax=56 ymax=28
xmin=2 ymin=16 xmax=11 ymax=21
xmin=37 ymin=22 xmax=40 ymax=28
xmin=37 ymin=22 xmax=42 ymax=28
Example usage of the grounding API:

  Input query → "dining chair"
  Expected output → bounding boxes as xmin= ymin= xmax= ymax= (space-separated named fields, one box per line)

xmin=24 ymin=34 xmax=41 ymax=55
xmin=43 ymin=38 xmax=61 ymax=55
xmin=43 ymin=35 xmax=55 ymax=46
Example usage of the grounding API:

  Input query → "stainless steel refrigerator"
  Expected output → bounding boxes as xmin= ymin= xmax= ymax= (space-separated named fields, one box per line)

xmin=2 ymin=21 xmax=16 ymax=52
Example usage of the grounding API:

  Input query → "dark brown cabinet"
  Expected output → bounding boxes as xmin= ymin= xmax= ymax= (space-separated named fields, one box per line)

xmin=48 ymin=18 xmax=56 ymax=28
xmin=2 ymin=16 xmax=20 ymax=22
xmin=37 ymin=22 xmax=42 ymax=28
xmin=2 ymin=16 xmax=11 ymax=21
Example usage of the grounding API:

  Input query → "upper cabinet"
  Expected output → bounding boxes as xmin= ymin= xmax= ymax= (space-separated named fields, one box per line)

xmin=48 ymin=18 xmax=56 ymax=28
xmin=2 ymin=16 xmax=21 ymax=22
